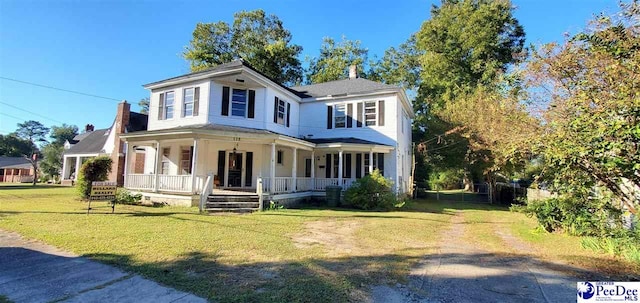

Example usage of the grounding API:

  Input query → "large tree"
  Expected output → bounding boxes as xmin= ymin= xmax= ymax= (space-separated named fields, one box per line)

xmin=183 ymin=9 xmax=303 ymax=85
xmin=14 ymin=120 xmax=49 ymax=185
xmin=527 ymin=2 xmax=639 ymax=213
xmin=39 ymin=143 xmax=63 ymax=179
xmin=368 ymin=35 xmax=422 ymax=90
xmin=0 ymin=134 xmax=34 ymax=157
xmin=50 ymin=124 xmax=78 ymax=146
xmin=306 ymin=36 xmax=369 ymax=84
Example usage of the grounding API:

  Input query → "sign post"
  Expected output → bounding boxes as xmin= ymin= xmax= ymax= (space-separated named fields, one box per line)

xmin=88 ymin=181 xmax=117 ymax=214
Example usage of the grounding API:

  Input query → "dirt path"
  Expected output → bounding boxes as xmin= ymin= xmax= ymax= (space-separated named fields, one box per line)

xmin=370 ymin=210 xmax=577 ymax=303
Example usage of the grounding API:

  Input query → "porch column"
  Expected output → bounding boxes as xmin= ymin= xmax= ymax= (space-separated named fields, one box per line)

xmin=291 ymin=147 xmax=297 ymax=192
xmin=154 ymin=141 xmax=161 ymax=192
xmin=270 ymin=143 xmax=276 ymax=192
xmin=368 ymin=150 xmax=374 ymax=174
xmin=338 ymin=150 xmax=343 ymax=186
xmin=123 ymin=142 xmax=131 ymax=187
xmin=311 ymin=150 xmax=315 ymax=179
xmin=74 ymin=156 xmax=81 ymax=181
xmin=191 ymin=139 xmax=199 ymax=193
xmin=61 ymin=155 xmax=68 ymax=180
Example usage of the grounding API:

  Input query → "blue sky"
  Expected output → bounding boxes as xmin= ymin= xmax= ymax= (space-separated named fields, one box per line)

xmin=0 ymin=0 xmax=619 ymax=135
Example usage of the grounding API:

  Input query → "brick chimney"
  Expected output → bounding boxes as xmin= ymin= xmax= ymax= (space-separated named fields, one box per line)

xmin=85 ymin=124 xmax=94 ymax=132
xmin=349 ymin=65 xmax=358 ymax=79
xmin=109 ymin=100 xmax=130 ymax=186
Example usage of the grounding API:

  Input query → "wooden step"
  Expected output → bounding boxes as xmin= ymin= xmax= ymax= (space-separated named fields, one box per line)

xmin=205 ymin=202 xmax=259 ymax=209
xmin=205 ymin=207 xmax=257 ymax=213
xmin=207 ymin=195 xmax=259 ymax=203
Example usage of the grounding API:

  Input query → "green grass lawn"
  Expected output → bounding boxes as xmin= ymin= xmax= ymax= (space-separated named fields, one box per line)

xmin=1 ymin=184 xmax=636 ymax=302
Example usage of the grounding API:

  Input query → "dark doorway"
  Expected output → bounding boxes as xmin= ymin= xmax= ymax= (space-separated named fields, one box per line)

xmin=227 ymin=152 xmax=243 ymax=187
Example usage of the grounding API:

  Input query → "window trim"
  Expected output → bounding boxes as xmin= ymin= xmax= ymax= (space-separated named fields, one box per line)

xmin=230 ymin=88 xmax=248 ymax=118
xmin=334 ymin=104 xmax=346 ymax=128
xmin=277 ymin=98 xmax=287 ymax=125
xmin=164 ymin=91 xmax=175 ymax=120
xmin=364 ymin=101 xmax=377 ymax=126
xmin=183 ymin=87 xmax=195 ymax=117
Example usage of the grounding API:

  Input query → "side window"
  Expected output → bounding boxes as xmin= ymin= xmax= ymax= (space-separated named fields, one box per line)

xmin=183 ymin=88 xmax=194 ymax=117
xmin=277 ymin=150 xmax=284 ymax=164
xmin=165 ymin=91 xmax=175 ymax=119
xmin=277 ymin=99 xmax=286 ymax=125
xmin=335 ymin=104 xmax=346 ymax=128
xmin=364 ymin=101 xmax=376 ymax=126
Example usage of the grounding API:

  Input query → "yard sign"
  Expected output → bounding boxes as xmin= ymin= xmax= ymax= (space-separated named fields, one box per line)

xmin=88 ymin=181 xmax=117 ymax=214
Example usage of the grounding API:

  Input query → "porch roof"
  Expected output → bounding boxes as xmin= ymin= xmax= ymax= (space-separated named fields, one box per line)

xmin=306 ymin=137 xmax=394 ymax=153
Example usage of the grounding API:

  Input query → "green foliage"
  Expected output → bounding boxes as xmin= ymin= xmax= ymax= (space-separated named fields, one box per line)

xmin=15 ymin=120 xmax=49 ymax=144
xmin=368 ymin=35 xmax=422 ymax=90
xmin=39 ymin=143 xmax=63 ymax=179
xmin=183 ymin=9 xmax=303 ymax=85
xmin=49 ymin=124 xmax=78 ymax=145
xmin=77 ymin=156 xmax=112 ymax=199
xmin=427 ymin=168 xmax=463 ymax=190
xmin=267 ymin=200 xmax=285 ymax=211
xmin=306 ymin=36 xmax=369 ymax=84
xmin=138 ymin=97 xmax=149 ymax=114
xmin=516 ymin=197 xmax=621 ymax=236
xmin=115 ymin=188 xmax=142 ymax=205
xmin=0 ymin=134 xmax=34 ymax=157
xmin=344 ymin=170 xmax=398 ymax=210
xmin=581 ymin=228 xmax=640 ymax=265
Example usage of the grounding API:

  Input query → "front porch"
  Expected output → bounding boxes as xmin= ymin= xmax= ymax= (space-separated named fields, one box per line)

xmin=121 ymin=125 xmax=392 ymax=207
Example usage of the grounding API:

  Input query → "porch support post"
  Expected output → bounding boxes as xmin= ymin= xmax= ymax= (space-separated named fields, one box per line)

xmin=338 ymin=150 xmax=343 ymax=187
xmin=270 ymin=143 xmax=276 ymax=192
xmin=74 ymin=156 xmax=81 ymax=181
xmin=154 ymin=141 xmax=161 ymax=192
xmin=123 ymin=142 xmax=131 ymax=187
xmin=369 ymin=150 xmax=374 ymax=174
xmin=191 ymin=139 xmax=199 ymax=193
xmin=291 ymin=147 xmax=297 ymax=192
xmin=61 ymin=155 xmax=68 ymax=180
xmin=311 ymin=150 xmax=315 ymax=177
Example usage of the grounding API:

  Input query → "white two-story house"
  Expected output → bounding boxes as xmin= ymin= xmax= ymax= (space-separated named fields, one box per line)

xmin=122 ymin=60 xmax=413 ymax=209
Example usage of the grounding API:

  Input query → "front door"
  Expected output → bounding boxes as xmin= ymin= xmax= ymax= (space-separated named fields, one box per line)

xmin=227 ymin=152 xmax=243 ymax=187
xmin=305 ymin=158 xmax=312 ymax=177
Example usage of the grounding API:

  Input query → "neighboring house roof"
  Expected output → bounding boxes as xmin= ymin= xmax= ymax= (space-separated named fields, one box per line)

xmin=292 ymin=78 xmax=401 ymax=99
xmin=305 ymin=137 xmax=391 ymax=146
xmin=0 ymin=156 xmax=32 ymax=169
xmin=63 ymin=128 xmax=110 ymax=155
xmin=67 ymin=131 xmax=93 ymax=145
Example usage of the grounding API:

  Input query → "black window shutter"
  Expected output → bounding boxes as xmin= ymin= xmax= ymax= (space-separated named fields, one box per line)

xmin=193 ymin=87 xmax=200 ymax=116
xmin=378 ymin=100 xmax=385 ymax=126
xmin=378 ymin=153 xmax=385 ymax=176
xmin=158 ymin=93 xmax=165 ymax=120
xmin=248 ymin=90 xmax=255 ymax=118
xmin=273 ymin=97 xmax=279 ymax=123
xmin=347 ymin=103 xmax=353 ymax=128
xmin=221 ymin=86 xmax=230 ymax=116
xmin=217 ymin=151 xmax=226 ymax=185
xmin=325 ymin=154 xmax=331 ymax=178
xmin=189 ymin=146 xmax=194 ymax=174
xmin=327 ymin=106 xmax=333 ymax=129
xmin=245 ymin=152 xmax=253 ymax=187
xmin=286 ymin=103 xmax=291 ymax=127
xmin=345 ymin=154 xmax=352 ymax=178
xmin=356 ymin=102 xmax=363 ymax=127
xmin=355 ymin=153 xmax=362 ymax=178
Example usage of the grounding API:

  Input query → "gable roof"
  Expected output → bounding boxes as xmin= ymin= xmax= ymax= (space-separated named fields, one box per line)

xmin=292 ymin=78 xmax=401 ymax=99
xmin=63 ymin=128 xmax=110 ymax=155
xmin=0 ymin=156 xmax=31 ymax=169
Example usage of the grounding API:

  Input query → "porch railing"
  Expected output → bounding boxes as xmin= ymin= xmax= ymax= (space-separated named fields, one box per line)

xmin=125 ymin=174 xmax=206 ymax=193
xmin=261 ymin=177 xmax=355 ymax=194
xmin=126 ymin=174 xmax=154 ymax=190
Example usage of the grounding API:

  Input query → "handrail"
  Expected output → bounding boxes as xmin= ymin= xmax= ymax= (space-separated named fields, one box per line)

xmin=199 ymin=173 xmax=213 ymax=213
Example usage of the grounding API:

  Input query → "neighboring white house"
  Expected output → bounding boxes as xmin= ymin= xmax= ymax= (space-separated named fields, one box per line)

xmin=122 ymin=60 xmax=414 ymax=207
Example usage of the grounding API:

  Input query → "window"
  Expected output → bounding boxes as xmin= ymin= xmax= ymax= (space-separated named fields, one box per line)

xmin=333 ymin=153 xmax=339 ymax=178
xmin=277 ymin=150 xmax=284 ymax=164
xmin=277 ymin=99 xmax=286 ymax=125
xmin=161 ymin=147 xmax=170 ymax=174
xmin=183 ymin=88 xmax=194 ymax=117
xmin=231 ymin=89 xmax=247 ymax=117
xmin=335 ymin=104 xmax=346 ymax=128
xmin=165 ymin=91 xmax=175 ymax=119
xmin=364 ymin=101 xmax=376 ymax=126
xmin=180 ymin=146 xmax=193 ymax=175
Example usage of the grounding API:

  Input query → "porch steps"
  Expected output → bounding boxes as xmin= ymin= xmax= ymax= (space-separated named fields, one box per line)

xmin=205 ymin=194 xmax=260 ymax=213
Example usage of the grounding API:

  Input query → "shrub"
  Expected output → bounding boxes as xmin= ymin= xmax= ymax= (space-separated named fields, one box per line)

xmin=115 ymin=188 xmax=142 ymax=205
xmin=344 ymin=170 xmax=397 ymax=210
xmin=77 ymin=156 xmax=112 ymax=199
xmin=427 ymin=168 xmax=463 ymax=190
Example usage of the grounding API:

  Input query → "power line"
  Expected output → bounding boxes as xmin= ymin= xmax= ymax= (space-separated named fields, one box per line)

xmin=0 ymin=112 xmax=26 ymax=121
xmin=0 ymin=101 xmax=64 ymax=124
xmin=0 ymin=76 xmax=121 ymax=102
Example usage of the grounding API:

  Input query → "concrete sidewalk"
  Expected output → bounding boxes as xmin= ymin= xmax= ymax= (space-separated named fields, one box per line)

xmin=0 ymin=230 xmax=207 ymax=303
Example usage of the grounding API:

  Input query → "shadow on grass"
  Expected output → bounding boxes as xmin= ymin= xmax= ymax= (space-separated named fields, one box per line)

xmin=3 ymin=246 xmax=632 ymax=303
xmin=0 ymin=184 xmax=67 ymax=190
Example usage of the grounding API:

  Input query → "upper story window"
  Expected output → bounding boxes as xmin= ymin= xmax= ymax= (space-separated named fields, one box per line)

xmin=157 ymin=91 xmax=175 ymax=120
xmin=277 ymin=99 xmax=286 ymax=125
xmin=183 ymin=88 xmax=194 ymax=117
xmin=231 ymin=89 xmax=247 ymax=117
xmin=364 ymin=101 xmax=376 ymax=126
xmin=335 ymin=104 xmax=346 ymax=128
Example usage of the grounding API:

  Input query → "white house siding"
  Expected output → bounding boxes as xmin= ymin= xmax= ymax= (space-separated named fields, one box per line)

xmin=147 ymin=80 xmax=211 ymax=131
xmin=208 ymin=82 xmax=268 ymax=130
xmin=298 ymin=94 xmax=399 ymax=146
xmin=263 ymin=87 xmax=300 ymax=138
